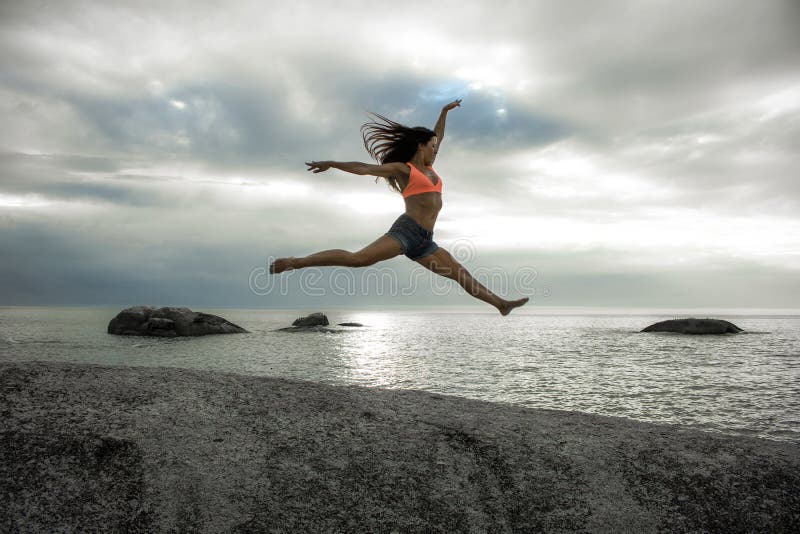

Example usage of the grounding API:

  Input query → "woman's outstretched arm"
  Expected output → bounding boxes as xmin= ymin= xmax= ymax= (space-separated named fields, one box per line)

xmin=433 ymin=99 xmax=461 ymax=160
xmin=306 ymin=160 xmax=407 ymax=178
xmin=434 ymin=99 xmax=461 ymax=138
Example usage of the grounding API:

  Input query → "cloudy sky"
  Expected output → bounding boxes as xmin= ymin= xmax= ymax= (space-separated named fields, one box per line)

xmin=1 ymin=0 xmax=798 ymax=311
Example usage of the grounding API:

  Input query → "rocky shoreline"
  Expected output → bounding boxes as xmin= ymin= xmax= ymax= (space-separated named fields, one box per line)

xmin=1 ymin=361 xmax=798 ymax=532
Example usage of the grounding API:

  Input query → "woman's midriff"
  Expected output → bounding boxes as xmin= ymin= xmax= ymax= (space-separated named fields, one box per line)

xmin=403 ymin=192 xmax=442 ymax=231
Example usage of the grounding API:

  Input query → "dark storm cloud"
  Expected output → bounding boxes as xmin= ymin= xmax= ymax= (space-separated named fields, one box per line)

xmin=58 ymin=74 xmax=569 ymax=172
xmin=0 ymin=219 xmax=262 ymax=307
xmin=63 ymin=83 xmax=321 ymax=167
xmin=0 ymin=152 xmax=177 ymax=207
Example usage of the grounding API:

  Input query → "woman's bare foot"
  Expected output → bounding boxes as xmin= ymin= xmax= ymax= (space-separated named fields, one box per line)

xmin=498 ymin=297 xmax=529 ymax=316
xmin=270 ymin=257 xmax=297 ymax=274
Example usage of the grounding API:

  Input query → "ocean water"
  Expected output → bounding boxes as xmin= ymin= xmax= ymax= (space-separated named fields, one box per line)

xmin=1 ymin=306 xmax=799 ymax=443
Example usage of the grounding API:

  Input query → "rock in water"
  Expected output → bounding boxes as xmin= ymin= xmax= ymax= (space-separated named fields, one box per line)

xmin=278 ymin=313 xmax=364 ymax=332
xmin=108 ymin=306 xmax=248 ymax=337
xmin=641 ymin=318 xmax=743 ymax=335
xmin=292 ymin=312 xmax=329 ymax=327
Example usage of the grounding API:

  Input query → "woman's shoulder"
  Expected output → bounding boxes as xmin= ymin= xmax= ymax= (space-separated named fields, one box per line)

xmin=377 ymin=161 xmax=410 ymax=175
xmin=386 ymin=161 xmax=410 ymax=180
xmin=406 ymin=162 xmax=432 ymax=173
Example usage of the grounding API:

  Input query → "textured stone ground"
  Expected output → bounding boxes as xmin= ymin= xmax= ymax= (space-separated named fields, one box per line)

xmin=1 ymin=361 xmax=798 ymax=532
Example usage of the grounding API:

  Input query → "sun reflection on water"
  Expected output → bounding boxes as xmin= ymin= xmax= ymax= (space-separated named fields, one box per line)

xmin=334 ymin=312 xmax=401 ymax=387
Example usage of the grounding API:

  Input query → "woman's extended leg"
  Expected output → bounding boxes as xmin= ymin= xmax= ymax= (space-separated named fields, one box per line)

xmin=270 ymin=235 xmax=403 ymax=273
xmin=415 ymin=247 xmax=529 ymax=316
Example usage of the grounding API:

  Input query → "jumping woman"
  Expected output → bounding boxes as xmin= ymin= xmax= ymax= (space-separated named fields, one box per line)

xmin=270 ymin=99 xmax=529 ymax=316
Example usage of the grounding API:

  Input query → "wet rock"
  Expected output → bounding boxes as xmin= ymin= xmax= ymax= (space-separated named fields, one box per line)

xmin=107 ymin=306 xmax=248 ymax=337
xmin=277 ymin=314 xmax=363 ymax=333
xmin=641 ymin=318 xmax=743 ymax=335
xmin=292 ymin=312 xmax=329 ymax=327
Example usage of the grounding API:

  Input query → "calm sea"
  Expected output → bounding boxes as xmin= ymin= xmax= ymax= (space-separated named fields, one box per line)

xmin=1 ymin=306 xmax=799 ymax=443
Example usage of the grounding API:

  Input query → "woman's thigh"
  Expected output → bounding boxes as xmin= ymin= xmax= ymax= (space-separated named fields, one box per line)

xmin=354 ymin=234 xmax=405 ymax=265
xmin=414 ymin=247 xmax=462 ymax=279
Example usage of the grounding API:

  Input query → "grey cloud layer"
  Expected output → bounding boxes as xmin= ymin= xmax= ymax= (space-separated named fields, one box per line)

xmin=1 ymin=0 xmax=798 ymax=307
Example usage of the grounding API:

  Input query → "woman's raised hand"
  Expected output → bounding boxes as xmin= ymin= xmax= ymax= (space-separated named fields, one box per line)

xmin=306 ymin=161 xmax=332 ymax=173
xmin=442 ymin=99 xmax=462 ymax=112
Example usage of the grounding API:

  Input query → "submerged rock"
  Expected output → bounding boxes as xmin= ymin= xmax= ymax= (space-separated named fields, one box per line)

xmin=337 ymin=322 xmax=364 ymax=327
xmin=276 ymin=326 xmax=346 ymax=334
xmin=108 ymin=306 xmax=248 ymax=337
xmin=641 ymin=318 xmax=743 ymax=335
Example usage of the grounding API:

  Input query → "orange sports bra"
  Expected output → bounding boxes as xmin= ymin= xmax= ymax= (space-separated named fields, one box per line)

xmin=401 ymin=163 xmax=443 ymax=199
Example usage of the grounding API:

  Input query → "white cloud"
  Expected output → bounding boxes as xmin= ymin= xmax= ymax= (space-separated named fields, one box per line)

xmin=0 ymin=192 xmax=52 ymax=208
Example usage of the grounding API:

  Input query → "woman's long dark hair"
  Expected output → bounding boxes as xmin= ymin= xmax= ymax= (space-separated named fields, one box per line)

xmin=361 ymin=112 xmax=436 ymax=193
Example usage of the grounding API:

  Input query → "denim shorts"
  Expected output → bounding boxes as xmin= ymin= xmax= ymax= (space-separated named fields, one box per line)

xmin=385 ymin=213 xmax=440 ymax=261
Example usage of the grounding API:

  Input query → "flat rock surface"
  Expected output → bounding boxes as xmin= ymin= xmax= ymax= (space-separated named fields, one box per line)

xmin=1 ymin=362 xmax=798 ymax=532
